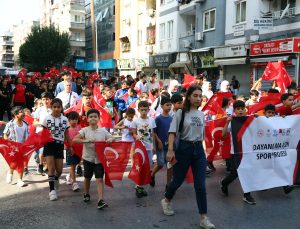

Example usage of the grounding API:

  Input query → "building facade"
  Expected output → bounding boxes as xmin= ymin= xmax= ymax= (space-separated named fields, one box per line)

xmin=0 ymin=31 xmax=14 ymax=68
xmin=41 ymin=0 xmax=86 ymax=68
xmin=13 ymin=21 xmax=40 ymax=67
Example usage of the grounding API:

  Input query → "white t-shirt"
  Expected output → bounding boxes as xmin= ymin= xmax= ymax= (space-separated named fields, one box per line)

xmin=122 ymin=119 xmax=134 ymax=142
xmin=147 ymin=81 xmax=160 ymax=92
xmin=34 ymin=106 xmax=52 ymax=132
xmin=135 ymin=81 xmax=147 ymax=93
xmin=56 ymin=91 xmax=79 ymax=108
xmin=14 ymin=121 xmax=27 ymax=143
xmin=79 ymin=127 xmax=112 ymax=163
xmin=131 ymin=117 xmax=156 ymax=150
xmin=42 ymin=114 xmax=69 ymax=142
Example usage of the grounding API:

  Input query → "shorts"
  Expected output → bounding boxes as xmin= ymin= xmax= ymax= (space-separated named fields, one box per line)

xmin=43 ymin=141 xmax=64 ymax=159
xmin=66 ymin=149 xmax=81 ymax=165
xmin=156 ymin=149 xmax=167 ymax=166
xmin=83 ymin=160 xmax=104 ymax=179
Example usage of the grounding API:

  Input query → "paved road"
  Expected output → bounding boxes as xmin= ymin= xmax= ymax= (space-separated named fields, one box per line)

xmin=0 ymin=155 xmax=299 ymax=229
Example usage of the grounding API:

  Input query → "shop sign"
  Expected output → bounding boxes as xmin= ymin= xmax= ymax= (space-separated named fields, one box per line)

xmin=233 ymin=24 xmax=245 ymax=37
xmin=253 ymin=18 xmax=273 ymax=30
xmin=192 ymin=50 xmax=216 ymax=69
xmin=135 ymin=58 xmax=148 ymax=70
xmin=150 ymin=54 xmax=176 ymax=68
xmin=118 ymin=59 xmax=135 ymax=69
xmin=214 ymin=45 xmax=248 ymax=59
xmin=250 ymin=38 xmax=300 ymax=56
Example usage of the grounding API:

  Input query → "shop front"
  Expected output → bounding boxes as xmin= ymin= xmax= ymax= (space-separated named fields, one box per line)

xmin=149 ymin=53 xmax=177 ymax=81
xmin=168 ymin=52 xmax=192 ymax=77
xmin=250 ymin=38 xmax=300 ymax=89
xmin=214 ymin=44 xmax=250 ymax=95
xmin=118 ymin=58 xmax=148 ymax=77
xmin=84 ymin=59 xmax=118 ymax=78
xmin=191 ymin=48 xmax=219 ymax=80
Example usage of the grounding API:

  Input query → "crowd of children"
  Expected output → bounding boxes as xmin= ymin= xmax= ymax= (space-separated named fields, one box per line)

xmin=1 ymin=70 xmax=300 ymax=229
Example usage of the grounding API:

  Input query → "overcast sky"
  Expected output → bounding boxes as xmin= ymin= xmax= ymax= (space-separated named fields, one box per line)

xmin=0 ymin=0 xmax=41 ymax=34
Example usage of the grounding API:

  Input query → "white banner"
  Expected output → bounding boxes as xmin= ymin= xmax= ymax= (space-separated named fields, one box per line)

xmin=237 ymin=115 xmax=300 ymax=193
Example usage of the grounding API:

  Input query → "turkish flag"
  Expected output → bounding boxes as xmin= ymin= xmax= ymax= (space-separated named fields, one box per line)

xmin=293 ymin=108 xmax=300 ymax=115
xmin=24 ymin=115 xmax=36 ymax=135
xmin=93 ymin=85 xmax=104 ymax=104
xmin=95 ymin=142 xmax=131 ymax=181
xmin=128 ymin=140 xmax=151 ymax=186
xmin=93 ymin=100 xmax=114 ymax=128
xmin=262 ymin=61 xmax=292 ymax=93
xmin=205 ymin=117 xmax=231 ymax=162
xmin=182 ymin=74 xmax=196 ymax=89
xmin=247 ymin=93 xmax=281 ymax=114
xmin=0 ymin=139 xmax=22 ymax=170
xmin=122 ymin=92 xmax=129 ymax=102
xmin=202 ymin=92 xmax=233 ymax=115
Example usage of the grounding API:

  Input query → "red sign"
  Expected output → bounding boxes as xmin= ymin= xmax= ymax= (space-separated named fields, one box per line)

xmin=250 ymin=38 xmax=300 ymax=56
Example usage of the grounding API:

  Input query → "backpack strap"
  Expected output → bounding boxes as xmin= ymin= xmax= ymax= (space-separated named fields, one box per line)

xmin=178 ymin=109 xmax=185 ymax=133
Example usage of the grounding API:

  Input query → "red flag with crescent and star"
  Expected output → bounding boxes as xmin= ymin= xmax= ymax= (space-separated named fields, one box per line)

xmin=202 ymin=92 xmax=233 ymax=115
xmin=128 ymin=140 xmax=151 ymax=186
xmin=95 ymin=141 xmax=132 ymax=183
xmin=182 ymin=74 xmax=196 ymax=89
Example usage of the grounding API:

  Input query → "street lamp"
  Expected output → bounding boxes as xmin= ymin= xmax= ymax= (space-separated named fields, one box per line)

xmin=95 ymin=8 xmax=108 ymax=74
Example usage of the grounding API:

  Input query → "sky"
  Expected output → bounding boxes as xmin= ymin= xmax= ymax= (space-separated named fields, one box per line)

xmin=0 ymin=0 xmax=41 ymax=34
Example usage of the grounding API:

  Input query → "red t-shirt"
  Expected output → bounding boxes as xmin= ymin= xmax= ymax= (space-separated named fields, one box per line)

xmin=276 ymin=105 xmax=293 ymax=116
xmin=13 ymin=84 xmax=26 ymax=103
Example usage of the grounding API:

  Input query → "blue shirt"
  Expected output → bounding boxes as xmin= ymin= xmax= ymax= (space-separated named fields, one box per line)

xmin=155 ymin=114 xmax=173 ymax=150
xmin=114 ymin=88 xmax=128 ymax=111
xmin=126 ymin=95 xmax=138 ymax=109
xmin=54 ymin=81 xmax=77 ymax=96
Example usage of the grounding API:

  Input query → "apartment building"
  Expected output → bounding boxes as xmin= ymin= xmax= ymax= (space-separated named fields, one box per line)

xmin=0 ymin=31 xmax=14 ymax=68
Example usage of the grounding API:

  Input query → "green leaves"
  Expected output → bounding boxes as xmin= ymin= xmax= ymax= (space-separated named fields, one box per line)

xmin=18 ymin=25 xmax=70 ymax=72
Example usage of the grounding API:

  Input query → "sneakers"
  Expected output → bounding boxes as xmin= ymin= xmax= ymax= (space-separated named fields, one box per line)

xmin=97 ymin=199 xmax=108 ymax=209
xmin=77 ymin=165 xmax=83 ymax=176
xmin=200 ymin=216 xmax=215 ymax=229
xmin=83 ymin=193 xmax=90 ymax=202
xmin=207 ymin=161 xmax=216 ymax=171
xmin=66 ymin=174 xmax=73 ymax=185
xmin=219 ymin=180 xmax=228 ymax=196
xmin=49 ymin=190 xmax=58 ymax=201
xmin=135 ymin=186 xmax=147 ymax=198
xmin=243 ymin=193 xmax=256 ymax=205
xmin=283 ymin=185 xmax=294 ymax=194
xmin=161 ymin=198 xmax=175 ymax=216
xmin=72 ymin=182 xmax=80 ymax=192
xmin=17 ymin=179 xmax=26 ymax=187
xmin=150 ymin=176 xmax=155 ymax=187
xmin=6 ymin=172 xmax=13 ymax=184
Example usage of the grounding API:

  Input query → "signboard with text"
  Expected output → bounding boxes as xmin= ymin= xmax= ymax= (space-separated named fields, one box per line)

xmin=253 ymin=18 xmax=273 ymax=30
xmin=250 ymin=38 xmax=300 ymax=56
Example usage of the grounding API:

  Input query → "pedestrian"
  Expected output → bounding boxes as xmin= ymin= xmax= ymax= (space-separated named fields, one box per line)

xmin=4 ymin=106 xmax=29 ymax=187
xmin=146 ymin=72 xmax=160 ymax=92
xmin=65 ymin=111 xmax=81 ymax=192
xmin=245 ymin=90 xmax=259 ymax=107
xmin=56 ymin=81 xmax=79 ymax=110
xmin=132 ymin=100 xmax=156 ymax=198
xmin=11 ymin=77 xmax=26 ymax=108
xmin=230 ymin=75 xmax=240 ymax=95
xmin=161 ymin=85 xmax=215 ymax=229
xmin=33 ymin=92 xmax=53 ymax=175
xmin=114 ymin=80 xmax=129 ymax=121
xmin=0 ymin=78 xmax=12 ymax=121
xmin=115 ymin=108 xmax=135 ymax=143
xmin=276 ymin=93 xmax=300 ymax=116
xmin=73 ymin=108 xmax=114 ymax=209
xmin=150 ymin=96 xmax=173 ymax=187
xmin=220 ymin=80 xmax=231 ymax=93
xmin=134 ymin=72 xmax=148 ymax=93
xmin=42 ymin=98 xmax=72 ymax=201
xmin=202 ymin=81 xmax=213 ymax=100
xmin=54 ymin=71 xmax=77 ymax=96
xmin=220 ymin=100 xmax=256 ymax=205
xmin=125 ymin=88 xmax=138 ymax=109
xmin=100 ymin=86 xmax=118 ymax=132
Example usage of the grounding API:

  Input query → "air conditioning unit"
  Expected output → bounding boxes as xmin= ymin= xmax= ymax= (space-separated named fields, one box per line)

xmin=195 ymin=32 xmax=204 ymax=41
xmin=147 ymin=9 xmax=155 ymax=17
xmin=145 ymin=45 xmax=153 ymax=53
xmin=183 ymin=40 xmax=191 ymax=48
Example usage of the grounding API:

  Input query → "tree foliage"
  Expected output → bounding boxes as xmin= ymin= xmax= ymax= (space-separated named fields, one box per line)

xmin=19 ymin=25 xmax=70 ymax=72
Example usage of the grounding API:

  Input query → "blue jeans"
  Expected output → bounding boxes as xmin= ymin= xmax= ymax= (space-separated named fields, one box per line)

xmin=165 ymin=140 xmax=207 ymax=214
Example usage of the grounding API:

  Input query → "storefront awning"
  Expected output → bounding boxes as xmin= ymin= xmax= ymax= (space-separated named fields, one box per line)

xmin=191 ymin=47 xmax=211 ymax=53
xmin=214 ymin=57 xmax=247 ymax=66
xmin=169 ymin=61 xmax=190 ymax=68
xmin=250 ymin=56 xmax=289 ymax=63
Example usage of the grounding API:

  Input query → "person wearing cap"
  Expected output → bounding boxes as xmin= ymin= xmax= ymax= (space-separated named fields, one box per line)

xmin=146 ymin=72 xmax=160 ymax=92
xmin=54 ymin=71 xmax=77 ymax=96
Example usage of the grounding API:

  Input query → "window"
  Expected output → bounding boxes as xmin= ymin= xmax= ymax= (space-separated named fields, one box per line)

xmin=167 ymin=20 xmax=173 ymax=39
xmin=203 ymin=9 xmax=216 ymax=31
xmin=74 ymin=32 xmax=81 ymax=41
xmin=159 ymin=23 xmax=165 ymax=41
xmin=75 ymin=15 xmax=81 ymax=22
xmin=138 ymin=30 xmax=142 ymax=46
xmin=236 ymin=1 xmax=246 ymax=24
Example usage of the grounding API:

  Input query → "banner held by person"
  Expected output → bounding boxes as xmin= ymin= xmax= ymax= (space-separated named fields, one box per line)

xmin=237 ymin=115 xmax=300 ymax=193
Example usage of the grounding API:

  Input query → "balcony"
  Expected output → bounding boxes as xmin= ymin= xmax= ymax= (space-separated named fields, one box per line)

xmin=2 ymin=41 xmax=13 ymax=46
xmin=70 ymin=22 xmax=85 ymax=30
xmin=70 ymin=39 xmax=85 ymax=47
xmin=272 ymin=7 xmax=296 ymax=19
xmin=70 ymin=0 xmax=85 ymax=11
xmin=179 ymin=34 xmax=195 ymax=51
xmin=179 ymin=0 xmax=200 ymax=15
xmin=1 ymin=58 xmax=14 ymax=64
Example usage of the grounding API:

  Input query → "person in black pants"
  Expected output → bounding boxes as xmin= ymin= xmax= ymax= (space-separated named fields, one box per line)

xmin=0 ymin=78 xmax=12 ymax=120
